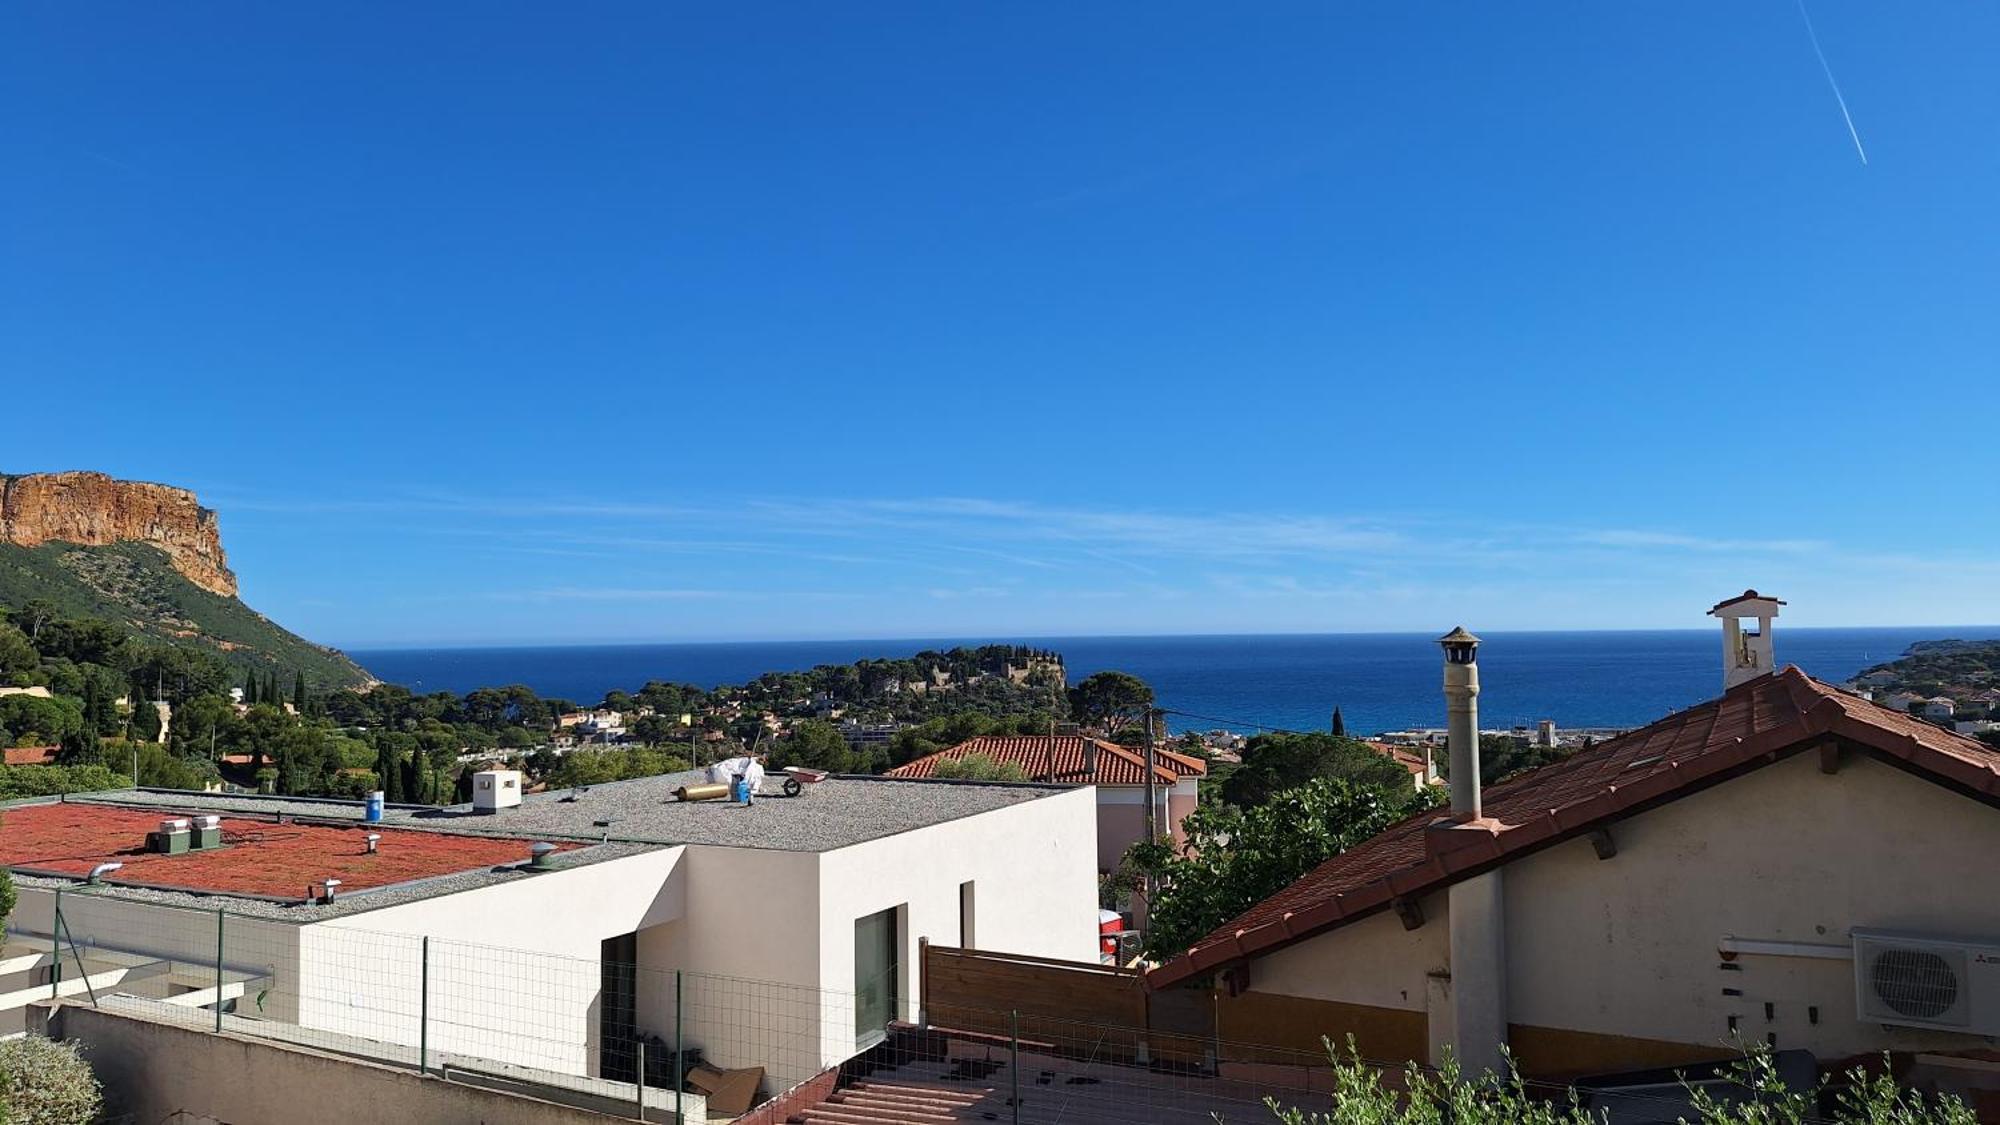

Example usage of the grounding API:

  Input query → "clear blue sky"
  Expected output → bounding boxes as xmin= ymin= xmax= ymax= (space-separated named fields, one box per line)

xmin=6 ymin=3 xmax=1998 ymax=646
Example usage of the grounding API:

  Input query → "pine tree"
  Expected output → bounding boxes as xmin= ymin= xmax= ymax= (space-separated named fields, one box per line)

xmin=1330 ymin=706 xmax=1346 ymax=738
xmin=292 ymin=671 xmax=307 ymax=714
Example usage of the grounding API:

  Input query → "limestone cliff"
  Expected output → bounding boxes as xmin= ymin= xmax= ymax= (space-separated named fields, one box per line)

xmin=0 ymin=471 xmax=237 ymax=597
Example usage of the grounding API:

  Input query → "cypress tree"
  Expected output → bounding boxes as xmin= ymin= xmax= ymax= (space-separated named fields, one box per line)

xmin=402 ymin=750 xmax=424 ymax=803
xmin=293 ymin=671 xmax=307 ymax=714
xmin=265 ymin=672 xmax=279 ymax=709
xmin=1330 ymin=706 xmax=1346 ymax=738
xmin=244 ymin=668 xmax=259 ymax=705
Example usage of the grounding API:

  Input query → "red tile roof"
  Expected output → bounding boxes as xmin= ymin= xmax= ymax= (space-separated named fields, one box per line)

xmin=885 ymin=735 xmax=1207 ymax=787
xmin=1709 ymin=589 xmax=1786 ymax=613
xmin=1146 ymin=666 xmax=2000 ymax=989
xmin=3 ymin=746 xmax=59 ymax=766
xmin=1365 ymin=741 xmax=1430 ymax=777
xmin=0 ymin=803 xmax=572 ymax=901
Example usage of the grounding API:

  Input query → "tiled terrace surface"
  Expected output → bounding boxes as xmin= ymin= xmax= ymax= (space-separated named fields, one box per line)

xmin=806 ymin=1034 xmax=1326 ymax=1125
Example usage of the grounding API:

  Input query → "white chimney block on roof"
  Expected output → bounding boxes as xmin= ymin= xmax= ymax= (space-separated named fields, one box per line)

xmin=1709 ymin=590 xmax=1785 ymax=690
xmin=473 ymin=769 xmax=523 ymax=814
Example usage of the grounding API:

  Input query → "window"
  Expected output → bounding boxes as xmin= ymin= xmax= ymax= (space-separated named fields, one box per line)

xmin=599 ymin=932 xmax=638 ymax=1081
xmin=854 ymin=907 xmax=900 ymax=1043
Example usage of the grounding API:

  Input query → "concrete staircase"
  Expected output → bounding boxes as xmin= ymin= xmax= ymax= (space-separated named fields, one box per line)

xmin=795 ymin=1079 xmax=993 ymax=1124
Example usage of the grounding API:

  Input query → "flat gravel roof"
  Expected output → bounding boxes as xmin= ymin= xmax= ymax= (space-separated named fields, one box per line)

xmin=10 ymin=773 xmax=1064 ymax=920
xmin=60 ymin=771 xmax=1065 ymax=852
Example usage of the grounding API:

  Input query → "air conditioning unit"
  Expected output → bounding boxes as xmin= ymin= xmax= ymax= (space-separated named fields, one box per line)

xmin=1852 ymin=929 xmax=2000 ymax=1035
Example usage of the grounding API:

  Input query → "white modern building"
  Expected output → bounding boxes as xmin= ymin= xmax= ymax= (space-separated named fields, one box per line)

xmin=1 ymin=771 xmax=1100 ymax=1113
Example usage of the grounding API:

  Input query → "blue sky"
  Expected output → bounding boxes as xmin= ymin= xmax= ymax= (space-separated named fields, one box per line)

xmin=6 ymin=3 xmax=1999 ymax=646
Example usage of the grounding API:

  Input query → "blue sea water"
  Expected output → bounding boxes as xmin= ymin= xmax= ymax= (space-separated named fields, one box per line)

xmin=349 ymin=627 xmax=1996 ymax=737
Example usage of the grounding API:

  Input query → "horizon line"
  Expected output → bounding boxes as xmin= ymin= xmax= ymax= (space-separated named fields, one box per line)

xmin=338 ymin=622 xmax=2000 ymax=654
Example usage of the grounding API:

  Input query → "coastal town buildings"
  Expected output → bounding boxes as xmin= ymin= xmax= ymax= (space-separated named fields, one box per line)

xmin=1143 ymin=594 xmax=2000 ymax=1105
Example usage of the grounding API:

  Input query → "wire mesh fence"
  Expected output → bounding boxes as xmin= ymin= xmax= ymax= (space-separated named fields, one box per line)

xmin=10 ymin=886 xmax=1824 ymax=1125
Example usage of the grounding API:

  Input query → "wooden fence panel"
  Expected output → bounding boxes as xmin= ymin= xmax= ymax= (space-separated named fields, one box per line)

xmin=920 ymin=944 xmax=1148 ymax=1058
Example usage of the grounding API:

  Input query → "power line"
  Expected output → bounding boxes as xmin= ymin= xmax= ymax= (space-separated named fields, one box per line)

xmin=1155 ymin=706 xmax=1304 ymax=735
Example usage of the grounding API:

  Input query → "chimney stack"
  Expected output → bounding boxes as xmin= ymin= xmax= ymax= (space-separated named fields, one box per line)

xmin=1435 ymin=626 xmax=1506 ymax=1079
xmin=1707 ymin=590 xmax=1784 ymax=690
xmin=1438 ymin=627 xmax=1482 ymax=818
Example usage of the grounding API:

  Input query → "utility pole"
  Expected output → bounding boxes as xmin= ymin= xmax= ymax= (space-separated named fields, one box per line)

xmin=1143 ymin=709 xmax=1159 ymax=846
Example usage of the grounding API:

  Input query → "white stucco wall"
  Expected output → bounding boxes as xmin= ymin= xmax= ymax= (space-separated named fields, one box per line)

xmin=1238 ymin=749 xmax=2000 ymax=1064
xmin=306 ymin=846 xmax=688 ymax=1076
xmin=1248 ymin=894 xmax=1447 ymax=1014
xmin=634 ymin=843 xmax=823 ymax=1091
xmin=1504 ymin=751 xmax=2000 ymax=1058
xmin=816 ymin=787 xmax=1100 ymax=1050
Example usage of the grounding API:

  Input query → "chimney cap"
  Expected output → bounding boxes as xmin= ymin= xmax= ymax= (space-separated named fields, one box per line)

xmin=1708 ymin=590 xmax=1786 ymax=616
xmin=1438 ymin=626 xmax=1481 ymax=665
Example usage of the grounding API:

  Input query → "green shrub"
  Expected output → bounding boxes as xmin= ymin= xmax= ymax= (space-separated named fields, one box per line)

xmin=1267 ymin=1040 xmax=1974 ymax=1125
xmin=929 ymin=752 xmax=1029 ymax=782
xmin=0 ymin=1034 xmax=102 ymax=1125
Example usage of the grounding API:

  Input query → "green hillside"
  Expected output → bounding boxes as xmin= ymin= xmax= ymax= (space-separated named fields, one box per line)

xmin=0 ymin=540 xmax=373 ymax=690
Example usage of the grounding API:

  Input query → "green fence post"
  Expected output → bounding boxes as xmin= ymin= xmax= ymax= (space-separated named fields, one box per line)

xmin=419 ymin=936 xmax=430 ymax=1075
xmin=636 ymin=1040 xmax=647 ymax=1121
xmin=214 ymin=909 xmax=225 ymax=1032
xmin=50 ymin=884 xmax=61 ymax=1000
xmin=673 ymin=971 xmax=684 ymax=1124
xmin=1010 ymin=1008 xmax=1021 ymax=1125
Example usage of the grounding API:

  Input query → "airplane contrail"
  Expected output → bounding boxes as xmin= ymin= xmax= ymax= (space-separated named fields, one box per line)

xmin=1794 ymin=0 xmax=1868 ymax=165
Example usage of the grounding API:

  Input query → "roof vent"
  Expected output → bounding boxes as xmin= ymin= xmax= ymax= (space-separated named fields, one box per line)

xmin=364 ymin=832 xmax=381 ymax=855
xmin=86 ymin=862 xmax=124 ymax=885
xmin=472 ymin=769 xmax=523 ymax=814
xmin=193 ymin=814 xmax=222 ymax=850
xmin=148 ymin=818 xmax=192 ymax=855
xmin=528 ymin=842 xmax=558 ymax=870
xmin=314 ymin=878 xmax=343 ymax=904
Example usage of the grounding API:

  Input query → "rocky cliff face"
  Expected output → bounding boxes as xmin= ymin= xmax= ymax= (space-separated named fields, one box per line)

xmin=0 ymin=471 xmax=237 ymax=597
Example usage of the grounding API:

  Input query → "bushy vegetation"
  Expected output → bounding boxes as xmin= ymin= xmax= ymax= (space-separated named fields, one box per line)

xmin=1856 ymin=640 xmax=2000 ymax=719
xmin=1129 ymin=777 xmax=1442 ymax=959
xmin=1217 ymin=732 xmax=1422 ymax=807
xmin=1269 ymin=1041 xmax=1973 ymax=1125
xmin=0 ymin=539 xmax=370 ymax=689
xmin=0 ymin=763 xmax=125 ymax=800
xmin=0 ymin=1034 xmax=104 ymax=1125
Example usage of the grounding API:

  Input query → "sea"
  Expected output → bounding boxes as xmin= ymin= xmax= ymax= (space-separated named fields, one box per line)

xmin=349 ymin=627 xmax=1998 ymax=737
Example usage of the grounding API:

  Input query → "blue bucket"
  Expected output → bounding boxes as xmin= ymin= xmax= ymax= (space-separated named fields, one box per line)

xmin=365 ymin=791 xmax=385 ymax=823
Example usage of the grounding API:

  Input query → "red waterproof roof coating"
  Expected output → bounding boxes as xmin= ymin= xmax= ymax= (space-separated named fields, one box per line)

xmin=0 ymin=803 xmax=572 ymax=900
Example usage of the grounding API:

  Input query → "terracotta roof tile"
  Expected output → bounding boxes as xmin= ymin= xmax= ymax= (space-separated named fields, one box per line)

xmin=885 ymin=735 xmax=1206 ymax=787
xmin=3 ymin=745 xmax=59 ymax=766
xmin=1146 ymin=667 xmax=2000 ymax=989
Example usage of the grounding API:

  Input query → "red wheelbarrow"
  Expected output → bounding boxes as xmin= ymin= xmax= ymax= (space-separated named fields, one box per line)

xmin=778 ymin=766 xmax=829 ymax=797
